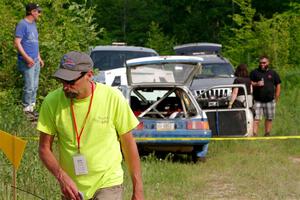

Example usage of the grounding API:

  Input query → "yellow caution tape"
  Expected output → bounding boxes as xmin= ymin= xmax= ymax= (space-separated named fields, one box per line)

xmin=21 ymin=135 xmax=300 ymax=141
xmin=209 ymin=135 xmax=300 ymax=140
xmin=134 ymin=136 xmax=300 ymax=141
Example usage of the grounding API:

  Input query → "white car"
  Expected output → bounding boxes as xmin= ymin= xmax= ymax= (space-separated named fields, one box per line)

xmin=118 ymin=56 xmax=212 ymax=161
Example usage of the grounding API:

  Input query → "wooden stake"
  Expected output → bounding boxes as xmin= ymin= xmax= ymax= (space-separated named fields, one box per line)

xmin=12 ymin=167 xmax=16 ymax=200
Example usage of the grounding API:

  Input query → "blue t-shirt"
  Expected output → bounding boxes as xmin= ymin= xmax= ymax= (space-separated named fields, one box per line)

xmin=15 ymin=19 xmax=39 ymax=61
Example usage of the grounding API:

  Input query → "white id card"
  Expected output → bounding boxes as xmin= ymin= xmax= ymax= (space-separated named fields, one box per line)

xmin=73 ymin=154 xmax=88 ymax=176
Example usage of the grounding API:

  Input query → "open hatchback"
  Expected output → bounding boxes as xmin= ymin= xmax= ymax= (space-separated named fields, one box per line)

xmin=120 ymin=56 xmax=212 ymax=161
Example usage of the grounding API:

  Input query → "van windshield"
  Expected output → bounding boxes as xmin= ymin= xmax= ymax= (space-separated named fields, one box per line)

xmin=91 ymin=51 xmax=157 ymax=70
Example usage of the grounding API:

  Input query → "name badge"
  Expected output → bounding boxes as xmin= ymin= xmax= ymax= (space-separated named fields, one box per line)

xmin=73 ymin=154 xmax=88 ymax=176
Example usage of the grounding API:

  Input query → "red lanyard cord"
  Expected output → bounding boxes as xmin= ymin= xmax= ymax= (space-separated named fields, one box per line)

xmin=70 ymin=82 xmax=94 ymax=153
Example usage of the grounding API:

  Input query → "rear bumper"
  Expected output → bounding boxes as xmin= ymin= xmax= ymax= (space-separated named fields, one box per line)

xmin=132 ymin=130 xmax=211 ymax=145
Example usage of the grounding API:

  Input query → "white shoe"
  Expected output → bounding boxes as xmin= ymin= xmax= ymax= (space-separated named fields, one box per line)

xmin=23 ymin=105 xmax=33 ymax=112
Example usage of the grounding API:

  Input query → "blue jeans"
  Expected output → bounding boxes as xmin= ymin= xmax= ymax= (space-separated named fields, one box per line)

xmin=18 ymin=60 xmax=40 ymax=107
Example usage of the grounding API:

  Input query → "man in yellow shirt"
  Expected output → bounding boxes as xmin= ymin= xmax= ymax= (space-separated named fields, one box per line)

xmin=37 ymin=51 xmax=143 ymax=200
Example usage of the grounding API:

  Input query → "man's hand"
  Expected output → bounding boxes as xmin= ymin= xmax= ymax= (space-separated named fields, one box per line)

xmin=257 ymin=80 xmax=264 ymax=87
xmin=14 ymin=37 xmax=34 ymax=67
xmin=57 ymin=170 xmax=82 ymax=200
xmin=120 ymin=132 xmax=144 ymax=200
xmin=39 ymin=57 xmax=45 ymax=67
xmin=25 ymin=56 xmax=35 ymax=67
xmin=39 ymin=133 xmax=82 ymax=200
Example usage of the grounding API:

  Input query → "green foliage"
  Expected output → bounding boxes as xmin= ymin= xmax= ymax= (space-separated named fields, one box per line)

xmin=222 ymin=1 xmax=300 ymax=79
xmin=0 ymin=0 xmax=99 ymax=107
xmin=0 ymin=3 xmax=22 ymax=90
xmin=37 ymin=0 xmax=100 ymax=97
xmin=96 ymin=27 xmax=114 ymax=45
xmin=0 ymin=89 xmax=34 ymax=136
xmin=145 ymin=22 xmax=175 ymax=55
xmin=222 ymin=0 xmax=258 ymax=66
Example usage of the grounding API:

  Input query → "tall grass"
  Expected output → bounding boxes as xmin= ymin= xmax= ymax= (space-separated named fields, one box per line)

xmin=273 ymin=88 xmax=300 ymax=136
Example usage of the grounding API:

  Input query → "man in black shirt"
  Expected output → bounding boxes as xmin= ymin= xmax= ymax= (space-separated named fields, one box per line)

xmin=250 ymin=55 xmax=281 ymax=136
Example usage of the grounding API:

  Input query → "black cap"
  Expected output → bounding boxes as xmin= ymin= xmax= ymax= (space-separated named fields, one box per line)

xmin=26 ymin=3 xmax=42 ymax=14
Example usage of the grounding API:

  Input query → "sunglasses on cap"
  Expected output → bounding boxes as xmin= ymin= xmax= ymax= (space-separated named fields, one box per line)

xmin=59 ymin=72 xmax=87 ymax=85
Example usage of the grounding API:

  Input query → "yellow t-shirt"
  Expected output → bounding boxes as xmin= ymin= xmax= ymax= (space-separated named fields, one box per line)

xmin=37 ymin=83 xmax=139 ymax=199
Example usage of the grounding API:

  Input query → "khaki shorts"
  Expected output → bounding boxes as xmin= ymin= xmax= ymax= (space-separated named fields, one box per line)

xmin=61 ymin=184 xmax=123 ymax=200
xmin=91 ymin=184 xmax=123 ymax=200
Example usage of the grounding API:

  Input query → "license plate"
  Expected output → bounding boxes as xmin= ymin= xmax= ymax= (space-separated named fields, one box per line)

xmin=156 ymin=122 xmax=175 ymax=131
xmin=208 ymin=101 xmax=219 ymax=107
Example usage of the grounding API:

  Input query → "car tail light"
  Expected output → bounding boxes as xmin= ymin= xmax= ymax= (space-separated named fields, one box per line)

xmin=187 ymin=120 xmax=209 ymax=130
xmin=136 ymin=122 xmax=144 ymax=130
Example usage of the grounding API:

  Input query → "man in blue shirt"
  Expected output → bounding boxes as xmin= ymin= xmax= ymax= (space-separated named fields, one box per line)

xmin=15 ymin=3 xmax=44 ymax=115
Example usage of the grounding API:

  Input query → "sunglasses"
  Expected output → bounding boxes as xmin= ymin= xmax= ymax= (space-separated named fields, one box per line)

xmin=32 ymin=9 xmax=42 ymax=13
xmin=259 ymin=62 xmax=267 ymax=64
xmin=60 ymin=72 xmax=87 ymax=85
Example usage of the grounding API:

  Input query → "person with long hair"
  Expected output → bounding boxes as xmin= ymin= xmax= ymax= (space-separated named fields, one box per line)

xmin=228 ymin=63 xmax=252 ymax=109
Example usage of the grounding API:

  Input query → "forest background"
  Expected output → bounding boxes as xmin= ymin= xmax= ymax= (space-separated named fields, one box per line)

xmin=1 ymin=0 xmax=300 ymax=199
xmin=0 ymin=0 xmax=300 ymax=105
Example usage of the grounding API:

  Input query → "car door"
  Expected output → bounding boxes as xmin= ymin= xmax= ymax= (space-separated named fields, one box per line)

xmin=195 ymin=84 xmax=253 ymax=136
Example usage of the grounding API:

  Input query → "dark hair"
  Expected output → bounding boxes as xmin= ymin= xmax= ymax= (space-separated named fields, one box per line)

xmin=234 ymin=63 xmax=249 ymax=77
xmin=25 ymin=3 xmax=41 ymax=16
xmin=259 ymin=55 xmax=269 ymax=61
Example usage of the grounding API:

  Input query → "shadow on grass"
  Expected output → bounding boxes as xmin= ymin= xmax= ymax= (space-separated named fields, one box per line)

xmin=140 ymin=151 xmax=206 ymax=164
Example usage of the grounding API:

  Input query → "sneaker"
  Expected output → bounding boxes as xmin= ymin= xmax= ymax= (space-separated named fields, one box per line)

xmin=264 ymin=132 xmax=270 ymax=137
xmin=23 ymin=105 xmax=33 ymax=112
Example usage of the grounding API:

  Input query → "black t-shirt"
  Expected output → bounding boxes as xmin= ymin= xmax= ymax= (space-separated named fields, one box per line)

xmin=233 ymin=77 xmax=251 ymax=96
xmin=250 ymin=67 xmax=281 ymax=102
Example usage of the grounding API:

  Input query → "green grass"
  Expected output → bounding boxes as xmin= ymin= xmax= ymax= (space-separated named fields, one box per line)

xmin=125 ymin=140 xmax=300 ymax=200
xmin=0 ymin=140 xmax=300 ymax=200
xmin=2 ymin=140 xmax=300 ymax=199
xmin=271 ymin=88 xmax=300 ymax=136
xmin=0 ymin=87 xmax=299 ymax=199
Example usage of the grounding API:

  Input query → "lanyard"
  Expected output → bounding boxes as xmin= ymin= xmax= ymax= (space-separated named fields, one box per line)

xmin=70 ymin=82 xmax=94 ymax=153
